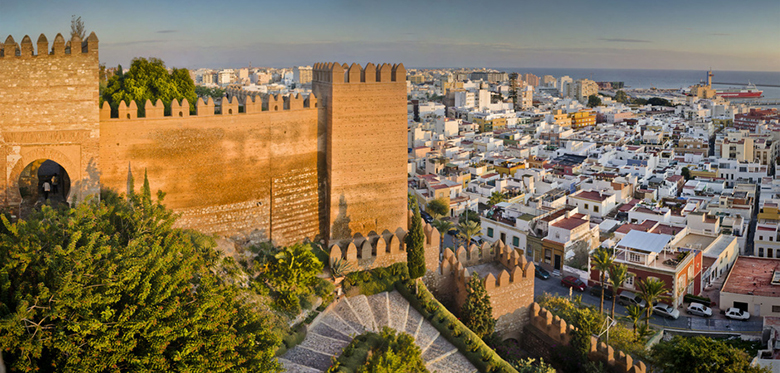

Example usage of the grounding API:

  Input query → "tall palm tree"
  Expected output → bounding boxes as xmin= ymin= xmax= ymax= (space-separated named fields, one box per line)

xmin=638 ymin=278 xmax=669 ymax=327
xmin=457 ymin=217 xmax=481 ymax=248
xmin=431 ymin=219 xmax=454 ymax=252
xmin=607 ymin=264 xmax=629 ymax=320
xmin=591 ymin=247 xmax=613 ymax=315
xmin=625 ymin=304 xmax=644 ymax=336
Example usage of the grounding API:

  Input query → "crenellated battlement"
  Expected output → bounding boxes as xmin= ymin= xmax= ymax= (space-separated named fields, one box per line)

xmin=312 ymin=62 xmax=406 ymax=84
xmin=526 ymin=303 xmax=647 ymax=373
xmin=0 ymin=32 xmax=98 ymax=58
xmin=99 ymin=92 xmax=317 ymax=121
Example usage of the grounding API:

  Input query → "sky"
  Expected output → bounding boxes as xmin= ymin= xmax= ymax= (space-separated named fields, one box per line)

xmin=2 ymin=0 xmax=779 ymax=71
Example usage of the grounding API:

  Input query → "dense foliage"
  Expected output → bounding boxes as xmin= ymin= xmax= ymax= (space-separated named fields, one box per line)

xmin=0 ymin=187 xmax=280 ymax=372
xmin=461 ymin=273 xmax=495 ymax=339
xmin=587 ymin=94 xmax=602 ymax=107
xmin=194 ymin=86 xmax=226 ymax=99
xmin=425 ymin=198 xmax=449 ymax=219
xmin=406 ymin=202 xmax=427 ymax=281
xmin=328 ymin=328 xmax=428 ymax=373
xmin=102 ymin=57 xmax=197 ymax=116
xmin=649 ymin=335 xmax=769 ymax=373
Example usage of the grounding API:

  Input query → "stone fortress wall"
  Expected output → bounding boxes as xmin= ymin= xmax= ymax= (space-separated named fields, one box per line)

xmin=0 ymin=32 xmax=408 ymax=247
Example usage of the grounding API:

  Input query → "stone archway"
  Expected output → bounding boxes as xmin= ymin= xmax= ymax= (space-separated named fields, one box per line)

xmin=7 ymin=147 xmax=80 ymax=207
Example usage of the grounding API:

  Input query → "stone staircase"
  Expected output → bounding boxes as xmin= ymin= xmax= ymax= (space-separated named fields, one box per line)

xmin=279 ymin=290 xmax=478 ymax=373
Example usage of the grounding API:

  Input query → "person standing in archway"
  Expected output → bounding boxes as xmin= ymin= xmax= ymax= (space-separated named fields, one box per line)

xmin=51 ymin=174 xmax=59 ymax=195
xmin=42 ymin=180 xmax=51 ymax=201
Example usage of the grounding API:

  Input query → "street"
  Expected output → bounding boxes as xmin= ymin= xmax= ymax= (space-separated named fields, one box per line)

xmin=534 ymin=275 xmax=763 ymax=334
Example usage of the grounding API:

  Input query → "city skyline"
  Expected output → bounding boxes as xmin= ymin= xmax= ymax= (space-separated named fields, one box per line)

xmin=2 ymin=0 xmax=779 ymax=71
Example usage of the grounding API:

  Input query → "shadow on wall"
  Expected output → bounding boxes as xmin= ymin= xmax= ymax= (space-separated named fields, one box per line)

xmin=71 ymin=158 xmax=101 ymax=204
xmin=331 ymin=194 xmax=351 ymax=242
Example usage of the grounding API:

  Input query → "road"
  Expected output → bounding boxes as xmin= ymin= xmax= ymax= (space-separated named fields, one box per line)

xmin=534 ymin=275 xmax=763 ymax=334
xmin=745 ymin=184 xmax=760 ymax=255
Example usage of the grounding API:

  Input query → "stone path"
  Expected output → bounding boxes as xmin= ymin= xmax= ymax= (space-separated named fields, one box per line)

xmin=279 ymin=290 xmax=478 ymax=373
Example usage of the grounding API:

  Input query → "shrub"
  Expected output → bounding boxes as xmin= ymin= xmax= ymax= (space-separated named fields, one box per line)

xmin=342 ymin=263 xmax=409 ymax=296
xmin=683 ymin=293 xmax=711 ymax=306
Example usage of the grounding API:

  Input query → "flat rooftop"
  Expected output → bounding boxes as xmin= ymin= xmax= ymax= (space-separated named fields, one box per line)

xmin=721 ymin=257 xmax=780 ymax=297
xmin=673 ymin=233 xmax=717 ymax=252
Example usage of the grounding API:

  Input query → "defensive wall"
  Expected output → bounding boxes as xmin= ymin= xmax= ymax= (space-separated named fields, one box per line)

xmin=430 ymin=239 xmax=536 ymax=338
xmin=524 ymin=303 xmax=647 ymax=373
xmin=0 ymin=32 xmax=408 ymax=247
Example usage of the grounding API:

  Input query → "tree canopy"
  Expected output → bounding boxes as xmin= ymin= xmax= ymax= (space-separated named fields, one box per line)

xmin=614 ymin=90 xmax=629 ymax=104
xmin=649 ymin=336 xmax=769 ymax=373
xmin=406 ymin=203 xmax=427 ymax=282
xmin=586 ymin=94 xmax=602 ymax=108
xmin=358 ymin=328 xmax=428 ymax=373
xmin=647 ymin=97 xmax=673 ymax=107
xmin=425 ymin=198 xmax=449 ymax=220
xmin=70 ymin=15 xmax=85 ymax=40
xmin=460 ymin=273 xmax=495 ymax=339
xmin=0 ymin=187 xmax=280 ymax=372
xmin=102 ymin=57 xmax=197 ymax=117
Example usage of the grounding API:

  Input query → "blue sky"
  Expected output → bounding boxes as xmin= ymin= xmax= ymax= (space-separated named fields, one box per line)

xmin=2 ymin=0 xmax=778 ymax=71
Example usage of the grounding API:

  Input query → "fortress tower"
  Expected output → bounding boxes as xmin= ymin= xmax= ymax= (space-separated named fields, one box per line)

xmin=312 ymin=63 xmax=408 ymax=243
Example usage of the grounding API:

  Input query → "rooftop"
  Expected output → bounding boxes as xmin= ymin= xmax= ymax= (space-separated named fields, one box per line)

xmin=673 ymin=233 xmax=717 ymax=252
xmin=551 ymin=216 xmax=589 ymax=230
xmin=617 ymin=230 xmax=673 ymax=253
xmin=721 ymin=257 xmax=780 ymax=297
xmin=572 ymin=190 xmax=611 ymax=202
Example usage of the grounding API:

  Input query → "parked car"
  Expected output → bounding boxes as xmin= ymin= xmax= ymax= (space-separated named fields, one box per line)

xmin=589 ymin=285 xmax=613 ymax=300
xmin=561 ymin=276 xmax=586 ymax=292
xmin=470 ymin=236 xmax=484 ymax=246
xmin=725 ymin=307 xmax=750 ymax=321
xmin=652 ymin=303 xmax=680 ymax=320
xmin=447 ymin=228 xmax=458 ymax=236
xmin=617 ymin=291 xmax=647 ymax=308
xmin=535 ymin=266 xmax=550 ymax=280
xmin=687 ymin=302 xmax=713 ymax=317
xmin=420 ymin=211 xmax=434 ymax=223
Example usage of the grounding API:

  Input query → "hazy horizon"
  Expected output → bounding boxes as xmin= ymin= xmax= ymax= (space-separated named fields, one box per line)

xmin=2 ymin=0 xmax=778 ymax=72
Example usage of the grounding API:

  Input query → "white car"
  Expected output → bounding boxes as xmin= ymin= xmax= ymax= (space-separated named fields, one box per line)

xmin=725 ymin=307 xmax=750 ymax=321
xmin=687 ymin=302 xmax=713 ymax=317
xmin=653 ymin=303 xmax=680 ymax=320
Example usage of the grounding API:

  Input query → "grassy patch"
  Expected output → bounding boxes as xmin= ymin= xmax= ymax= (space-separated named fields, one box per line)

xmin=343 ymin=262 xmax=409 ymax=296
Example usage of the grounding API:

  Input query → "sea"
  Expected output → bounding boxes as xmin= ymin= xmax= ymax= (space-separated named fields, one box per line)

xmin=498 ymin=68 xmax=780 ymax=106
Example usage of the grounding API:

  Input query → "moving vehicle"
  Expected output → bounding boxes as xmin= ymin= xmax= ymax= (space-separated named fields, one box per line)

xmin=561 ymin=276 xmax=586 ymax=292
xmin=589 ymin=285 xmax=613 ymax=300
xmin=687 ymin=302 xmax=713 ymax=317
xmin=725 ymin=307 xmax=750 ymax=321
xmin=652 ymin=303 xmax=680 ymax=320
xmin=535 ymin=266 xmax=550 ymax=280
xmin=617 ymin=291 xmax=647 ymax=308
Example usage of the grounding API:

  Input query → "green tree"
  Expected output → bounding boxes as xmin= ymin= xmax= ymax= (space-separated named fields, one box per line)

xmin=647 ymin=97 xmax=672 ymax=107
xmin=607 ymin=264 xmax=629 ymax=319
xmin=195 ymin=85 xmax=226 ymax=99
xmin=590 ymin=247 xmax=613 ymax=315
xmin=650 ymin=336 xmax=769 ymax=373
xmin=633 ymin=98 xmax=648 ymax=105
xmin=359 ymin=328 xmax=428 ymax=373
xmin=457 ymin=217 xmax=481 ymax=248
xmin=0 ymin=188 xmax=281 ymax=372
xmin=511 ymin=358 xmax=556 ymax=373
xmin=426 ymin=198 xmax=449 ymax=220
xmin=459 ymin=209 xmax=480 ymax=225
xmin=625 ymin=305 xmax=644 ymax=335
xmin=405 ymin=202 xmax=426 ymax=293
xmin=681 ymin=167 xmax=693 ymax=181
xmin=102 ymin=57 xmax=197 ymax=117
xmin=638 ymin=278 xmax=668 ymax=327
xmin=614 ymin=90 xmax=629 ymax=104
xmin=488 ymin=191 xmax=507 ymax=206
xmin=259 ymin=243 xmax=323 ymax=313
xmin=461 ymin=273 xmax=495 ymax=339
xmin=587 ymin=94 xmax=602 ymax=108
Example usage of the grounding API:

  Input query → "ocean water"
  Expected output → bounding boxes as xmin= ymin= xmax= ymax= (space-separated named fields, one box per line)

xmin=499 ymin=68 xmax=780 ymax=102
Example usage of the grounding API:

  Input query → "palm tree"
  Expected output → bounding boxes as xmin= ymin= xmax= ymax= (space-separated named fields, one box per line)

xmin=625 ymin=304 xmax=644 ymax=335
xmin=591 ymin=247 xmax=613 ymax=315
xmin=488 ymin=191 xmax=507 ymax=206
xmin=638 ymin=278 xmax=669 ymax=327
xmin=431 ymin=219 xmax=454 ymax=251
xmin=457 ymin=217 xmax=481 ymax=248
xmin=607 ymin=264 xmax=629 ymax=320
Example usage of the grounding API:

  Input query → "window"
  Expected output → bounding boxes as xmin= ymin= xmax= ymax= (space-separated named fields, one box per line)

xmin=513 ymin=236 xmax=520 ymax=247
xmin=629 ymin=252 xmax=641 ymax=262
xmin=773 ymin=305 xmax=780 ymax=313
xmin=584 ymin=203 xmax=590 ymax=210
xmin=759 ymin=248 xmax=764 ymax=257
xmin=771 ymin=237 xmax=774 ymax=242
xmin=594 ymin=206 xmax=599 ymax=213
xmin=487 ymin=227 xmax=494 ymax=238
xmin=625 ymin=275 xmax=634 ymax=287
xmin=544 ymin=249 xmax=552 ymax=264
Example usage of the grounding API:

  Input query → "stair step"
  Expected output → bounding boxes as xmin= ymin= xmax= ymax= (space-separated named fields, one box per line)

xmin=421 ymin=334 xmax=458 ymax=363
xmin=309 ymin=319 xmax=352 ymax=343
xmin=405 ymin=306 xmax=423 ymax=337
xmin=319 ymin=312 xmax=358 ymax=339
xmin=387 ymin=291 xmax=409 ymax=331
xmin=299 ymin=332 xmax=350 ymax=356
xmin=366 ymin=293 xmax=390 ymax=330
xmin=282 ymin=345 xmax=333 ymax=371
xmin=427 ymin=351 xmax=479 ymax=373
xmin=347 ymin=295 xmax=377 ymax=332
xmin=333 ymin=297 xmax=367 ymax=334
xmin=278 ymin=358 xmax=322 ymax=373
xmin=414 ymin=315 xmax=441 ymax=353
